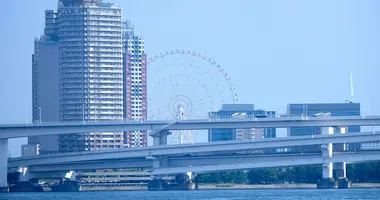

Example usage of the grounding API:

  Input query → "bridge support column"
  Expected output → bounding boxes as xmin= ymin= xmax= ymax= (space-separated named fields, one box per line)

xmin=333 ymin=127 xmax=347 ymax=179
xmin=149 ymin=130 xmax=170 ymax=191
xmin=148 ymin=130 xmax=194 ymax=190
xmin=0 ymin=139 xmax=8 ymax=192
xmin=194 ymin=175 xmax=199 ymax=190
xmin=150 ymin=130 xmax=170 ymax=146
xmin=317 ymin=127 xmax=336 ymax=189
xmin=334 ymin=162 xmax=346 ymax=180
xmin=149 ymin=155 xmax=169 ymax=191
xmin=335 ymin=162 xmax=350 ymax=189
xmin=333 ymin=127 xmax=351 ymax=189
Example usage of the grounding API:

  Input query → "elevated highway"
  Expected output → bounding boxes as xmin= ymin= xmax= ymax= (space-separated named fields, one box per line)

xmin=153 ymin=151 xmax=380 ymax=175
xmin=14 ymin=154 xmax=320 ymax=173
xmin=2 ymin=117 xmax=380 ymax=191
xmin=1 ymin=116 xmax=380 ymax=139
xmin=8 ymin=151 xmax=380 ymax=176
xmin=8 ymin=131 xmax=380 ymax=167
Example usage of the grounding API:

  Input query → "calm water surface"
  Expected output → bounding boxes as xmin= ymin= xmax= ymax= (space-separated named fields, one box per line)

xmin=0 ymin=189 xmax=379 ymax=200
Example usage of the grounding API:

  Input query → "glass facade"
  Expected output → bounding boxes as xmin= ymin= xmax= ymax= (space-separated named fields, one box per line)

xmin=209 ymin=129 xmax=235 ymax=141
xmin=208 ymin=104 xmax=276 ymax=142
xmin=287 ymin=103 xmax=361 ymax=152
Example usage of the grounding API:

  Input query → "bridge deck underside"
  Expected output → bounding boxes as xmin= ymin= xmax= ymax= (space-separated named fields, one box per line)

xmin=8 ymin=152 xmax=380 ymax=176
xmin=9 ymin=132 xmax=380 ymax=168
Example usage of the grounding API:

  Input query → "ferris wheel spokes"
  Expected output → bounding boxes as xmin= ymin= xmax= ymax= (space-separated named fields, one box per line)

xmin=172 ymin=103 xmax=193 ymax=144
xmin=148 ymin=50 xmax=239 ymax=145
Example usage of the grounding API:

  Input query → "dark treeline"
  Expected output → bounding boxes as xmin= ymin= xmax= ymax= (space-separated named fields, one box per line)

xmin=194 ymin=162 xmax=380 ymax=184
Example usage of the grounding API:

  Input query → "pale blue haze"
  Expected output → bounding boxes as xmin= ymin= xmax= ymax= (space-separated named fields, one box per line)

xmin=0 ymin=0 xmax=379 ymax=156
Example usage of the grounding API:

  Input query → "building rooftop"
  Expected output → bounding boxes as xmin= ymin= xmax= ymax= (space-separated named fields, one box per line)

xmin=221 ymin=104 xmax=255 ymax=112
xmin=59 ymin=0 xmax=103 ymax=6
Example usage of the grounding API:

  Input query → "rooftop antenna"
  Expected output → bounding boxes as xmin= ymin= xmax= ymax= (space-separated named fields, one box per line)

xmin=302 ymin=101 xmax=308 ymax=117
xmin=345 ymin=73 xmax=355 ymax=103
xmin=350 ymin=73 xmax=355 ymax=103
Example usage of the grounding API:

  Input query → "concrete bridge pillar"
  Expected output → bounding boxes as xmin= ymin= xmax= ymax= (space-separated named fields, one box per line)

xmin=148 ymin=130 xmax=170 ymax=191
xmin=334 ymin=162 xmax=350 ymax=189
xmin=0 ymin=139 xmax=8 ymax=192
xmin=149 ymin=155 xmax=168 ymax=191
xmin=149 ymin=130 xmax=170 ymax=174
xmin=150 ymin=130 xmax=171 ymax=146
xmin=334 ymin=162 xmax=346 ymax=179
xmin=333 ymin=127 xmax=351 ymax=189
xmin=317 ymin=127 xmax=336 ymax=189
xmin=149 ymin=153 xmax=168 ymax=191
xmin=318 ymin=126 xmax=350 ymax=189
xmin=148 ymin=130 xmax=195 ymax=190
xmin=334 ymin=127 xmax=347 ymax=179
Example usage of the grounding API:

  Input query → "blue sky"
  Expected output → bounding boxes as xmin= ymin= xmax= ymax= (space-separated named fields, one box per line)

xmin=1 ymin=0 xmax=380 ymax=156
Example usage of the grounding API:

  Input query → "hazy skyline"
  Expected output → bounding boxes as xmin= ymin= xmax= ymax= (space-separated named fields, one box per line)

xmin=1 ymin=0 xmax=380 ymax=156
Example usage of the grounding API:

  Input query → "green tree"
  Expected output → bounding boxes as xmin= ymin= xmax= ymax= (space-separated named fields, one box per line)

xmin=278 ymin=167 xmax=295 ymax=183
xmin=196 ymin=162 xmax=380 ymax=185
xmin=305 ymin=165 xmax=322 ymax=183
xmin=233 ymin=171 xmax=248 ymax=184
xmin=293 ymin=166 xmax=307 ymax=183
xmin=248 ymin=168 xmax=278 ymax=184
xmin=195 ymin=173 xmax=221 ymax=183
xmin=346 ymin=164 xmax=357 ymax=182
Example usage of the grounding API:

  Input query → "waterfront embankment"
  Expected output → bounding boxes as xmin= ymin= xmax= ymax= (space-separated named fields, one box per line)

xmin=76 ymin=183 xmax=380 ymax=191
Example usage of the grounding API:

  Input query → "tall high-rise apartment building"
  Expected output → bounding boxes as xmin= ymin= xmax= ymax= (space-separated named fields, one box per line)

xmin=31 ymin=34 xmax=60 ymax=154
xmin=31 ymin=0 xmax=130 ymax=153
xmin=57 ymin=0 xmax=124 ymax=152
xmin=30 ymin=9 xmax=61 ymax=154
xmin=122 ymin=21 xmax=148 ymax=147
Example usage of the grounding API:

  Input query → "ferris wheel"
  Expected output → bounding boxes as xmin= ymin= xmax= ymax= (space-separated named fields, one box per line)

xmin=147 ymin=49 xmax=238 ymax=144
